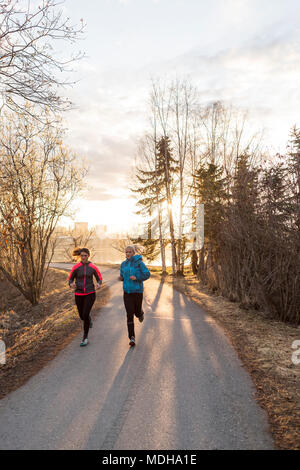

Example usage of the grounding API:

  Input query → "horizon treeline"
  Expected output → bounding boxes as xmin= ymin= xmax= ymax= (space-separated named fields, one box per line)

xmin=131 ymin=78 xmax=300 ymax=324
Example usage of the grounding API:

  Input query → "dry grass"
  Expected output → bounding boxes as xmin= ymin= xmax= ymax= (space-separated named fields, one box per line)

xmin=149 ymin=268 xmax=300 ymax=450
xmin=0 ymin=268 xmax=110 ymax=399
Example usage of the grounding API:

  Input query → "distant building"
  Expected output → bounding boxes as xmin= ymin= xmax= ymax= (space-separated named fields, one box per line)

xmin=95 ymin=225 xmax=107 ymax=239
xmin=53 ymin=226 xmax=68 ymax=235
xmin=74 ymin=222 xmax=89 ymax=234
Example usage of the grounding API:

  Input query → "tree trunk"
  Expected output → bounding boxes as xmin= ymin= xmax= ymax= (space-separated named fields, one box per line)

xmin=176 ymin=174 xmax=184 ymax=276
xmin=157 ymin=202 xmax=167 ymax=274
xmin=191 ymin=250 xmax=198 ymax=274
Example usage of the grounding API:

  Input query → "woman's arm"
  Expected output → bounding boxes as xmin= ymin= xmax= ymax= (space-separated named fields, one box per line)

xmin=118 ymin=263 xmax=124 ymax=281
xmin=134 ymin=262 xmax=150 ymax=281
xmin=91 ymin=264 xmax=102 ymax=288
xmin=68 ymin=264 xmax=78 ymax=288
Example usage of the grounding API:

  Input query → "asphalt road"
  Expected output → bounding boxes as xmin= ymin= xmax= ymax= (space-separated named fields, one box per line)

xmin=0 ymin=265 xmax=274 ymax=449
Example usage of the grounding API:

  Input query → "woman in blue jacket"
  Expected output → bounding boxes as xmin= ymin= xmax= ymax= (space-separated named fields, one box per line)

xmin=118 ymin=245 xmax=150 ymax=347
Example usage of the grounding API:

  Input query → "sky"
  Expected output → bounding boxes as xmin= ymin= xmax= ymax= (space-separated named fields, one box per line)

xmin=58 ymin=0 xmax=300 ymax=233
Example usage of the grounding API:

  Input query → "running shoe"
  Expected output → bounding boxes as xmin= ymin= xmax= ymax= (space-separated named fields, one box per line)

xmin=138 ymin=311 xmax=144 ymax=323
xmin=129 ymin=336 xmax=136 ymax=347
xmin=89 ymin=314 xmax=93 ymax=328
xmin=80 ymin=338 xmax=89 ymax=347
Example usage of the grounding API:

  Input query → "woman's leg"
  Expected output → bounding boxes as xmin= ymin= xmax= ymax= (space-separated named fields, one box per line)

xmin=75 ymin=295 xmax=85 ymax=339
xmin=82 ymin=293 xmax=96 ymax=339
xmin=75 ymin=295 xmax=84 ymax=321
xmin=134 ymin=293 xmax=143 ymax=319
xmin=123 ymin=292 xmax=135 ymax=339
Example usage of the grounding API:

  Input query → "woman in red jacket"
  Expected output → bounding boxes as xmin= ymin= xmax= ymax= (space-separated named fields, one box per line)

xmin=68 ymin=248 xmax=102 ymax=347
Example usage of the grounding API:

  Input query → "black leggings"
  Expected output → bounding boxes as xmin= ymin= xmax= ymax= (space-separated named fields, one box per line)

xmin=123 ymin=292 xmax=143 ymax=339
xmin=75 ymin=292 xmax=96 ymax=339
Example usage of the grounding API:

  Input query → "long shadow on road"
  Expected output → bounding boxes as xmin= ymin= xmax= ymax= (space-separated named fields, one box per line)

xmin=170 ymin=284 xmax=273 ymax=449
xmin=84 ymin=313 xmax=155 ymax=450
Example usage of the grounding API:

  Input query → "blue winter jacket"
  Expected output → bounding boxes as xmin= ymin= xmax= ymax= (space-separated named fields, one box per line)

xmin=120 ymin=254 xmax=150 ymax=293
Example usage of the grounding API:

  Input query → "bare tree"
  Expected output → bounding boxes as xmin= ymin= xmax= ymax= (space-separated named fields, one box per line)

xmin=0 ymin=0 xmax=85 ymax=115
xmin=0 ymin=106 xmax=85 ymax=304
xmin=171 ymin=78 xmax=198 ymax=275
xmin=148 ymin=100 xmax=168 ymax=273
xmin=59 ymin=227 xmax=96 ymax=262
xmin=111 ymin=238 xmax=140 ymax=256
xmin=198 ymin=101 xmax=264 ymax=175
xmin=186 ymin=110 xmax=204 ymax=274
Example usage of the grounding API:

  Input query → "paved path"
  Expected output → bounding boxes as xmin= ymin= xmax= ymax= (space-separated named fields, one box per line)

xmin=0 ymin=265 xmax=274 ymax=449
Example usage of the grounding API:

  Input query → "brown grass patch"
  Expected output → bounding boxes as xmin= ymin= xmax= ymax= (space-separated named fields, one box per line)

xmin=0 ymin=268 xmax=110 ymax=399
xmin=149 ymin=268 xmax=300 ymax=450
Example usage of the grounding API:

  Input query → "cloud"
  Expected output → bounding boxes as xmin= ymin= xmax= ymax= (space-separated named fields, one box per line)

xmin=141 ymin=28 xmax=300 ymax=149
xmin=82 ymin=187 xmax=120 ymax=201
xmin=64 ymin=10 xmax=300 ymax=206
xmin=65 ymin=131 xmax=138 ymax=200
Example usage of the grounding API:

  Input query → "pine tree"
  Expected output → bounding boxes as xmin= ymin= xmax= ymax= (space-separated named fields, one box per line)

xmin=156 ymin=136 xmax=179 ymax=275
xmin=130 ymin=137 xmax=173 ymax=272
xmin=193 ymin=162 xmax=227 ymax=283
xmin=288 ymin=126 xmax=300 ymax=231
xmin=130 ymin=167 xmax=162 ymax=265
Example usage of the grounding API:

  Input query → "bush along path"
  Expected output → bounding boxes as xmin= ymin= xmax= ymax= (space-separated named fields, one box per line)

xmin=148 ymin=269 xmax=300 ymax=450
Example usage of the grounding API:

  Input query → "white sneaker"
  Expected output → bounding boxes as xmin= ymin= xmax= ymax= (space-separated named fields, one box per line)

xmin=129 ymin=336 xmax=135 ymax=347
xmin=80 ymin=338 xmax=89 ymax=347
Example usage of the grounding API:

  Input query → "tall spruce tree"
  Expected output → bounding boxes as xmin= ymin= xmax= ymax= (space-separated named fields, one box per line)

xmin=193 ymin=162 xmax=227 ymax=283
xmin=156 ymin=136 xmax=179 ymax=275
xmin=288 ymin=126 xmax=300 ymax=231
xmin=130 ymin=137 xmax=171 ymax=272
xmin=130 ymin=163 xmax=164 ymax=265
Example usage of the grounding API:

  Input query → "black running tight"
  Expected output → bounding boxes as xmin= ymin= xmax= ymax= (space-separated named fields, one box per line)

xmin=75 ymin=292 xmax=96 ymax=339
xmin=123 ymin=292 xmax=143 ymax=339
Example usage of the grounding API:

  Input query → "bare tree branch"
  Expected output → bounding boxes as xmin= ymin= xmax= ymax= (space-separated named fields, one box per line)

xmin=0 ymin=0 xmax=86 ymax=116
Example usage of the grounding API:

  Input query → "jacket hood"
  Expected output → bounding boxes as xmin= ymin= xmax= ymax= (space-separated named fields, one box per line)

xmin=127 ymin=254 xmax=142 ymax=262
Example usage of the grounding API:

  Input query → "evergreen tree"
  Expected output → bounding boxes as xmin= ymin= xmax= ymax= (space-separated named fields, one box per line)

xmin=288 ymin=126 xmax=300 ymax=231
xmin=130 ymin=136 xmax=177 ymax=271
xmin=156 ymin=136 xmax=179 ymax=275
xmin=130 ymin=165 xmax=162 ymax=265
xmin=193 ymin=162 xmax=227 ymax=282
